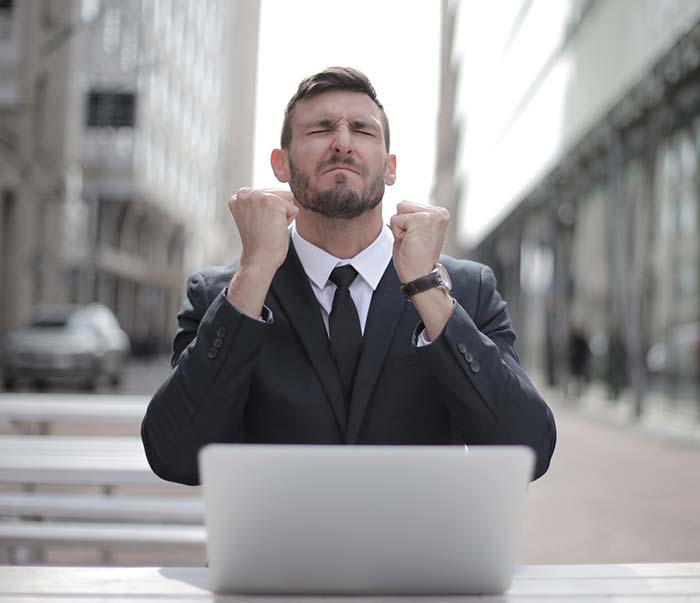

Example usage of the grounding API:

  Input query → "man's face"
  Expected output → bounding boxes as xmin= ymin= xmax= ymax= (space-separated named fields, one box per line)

xmin=275 ymin=90 xmax=396 ymax=220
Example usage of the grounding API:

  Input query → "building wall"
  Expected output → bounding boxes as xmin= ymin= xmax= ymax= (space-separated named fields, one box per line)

xmin=0 ymin=0 xmax=78 ymax=333
xmin=432 ymin=0 xmax=462 ymax=257
xmin=455 ymin=0 xmax=700 ymax=246
xmin=443 ymin=0 xmax=700 ymax=416
xmin=0 ymin=0 xmax=260 ymax=355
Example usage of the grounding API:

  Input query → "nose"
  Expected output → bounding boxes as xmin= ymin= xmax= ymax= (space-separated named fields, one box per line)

xmin=332 ymin=125 xmax=353 ymax=155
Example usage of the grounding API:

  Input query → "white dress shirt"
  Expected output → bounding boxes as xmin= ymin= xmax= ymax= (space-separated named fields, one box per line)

xmin=291 ymin=223 xmax=393 ymax=336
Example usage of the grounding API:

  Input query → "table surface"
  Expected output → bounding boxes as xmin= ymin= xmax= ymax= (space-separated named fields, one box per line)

xmin=0 ymin=563 xmax=699 ymax=602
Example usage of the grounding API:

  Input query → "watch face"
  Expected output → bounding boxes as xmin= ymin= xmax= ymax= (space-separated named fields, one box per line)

xmin=437 ymin=263 xmax=452 ymax=290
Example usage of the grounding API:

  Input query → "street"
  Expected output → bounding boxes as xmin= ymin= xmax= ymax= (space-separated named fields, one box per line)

xmin=3 ymin=356 xmax=700 ymax=565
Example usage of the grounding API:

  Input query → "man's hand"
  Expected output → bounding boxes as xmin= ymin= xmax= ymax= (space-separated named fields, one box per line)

xmin=390 ymin=202 xmax=453 ymax=342
xmin=389 ymin=201 xmax=450 ymax=283
xmin=228 ymin=187 xmax=299 ymax=273
xmin=226 ymin=187 xmax=298 ymax=319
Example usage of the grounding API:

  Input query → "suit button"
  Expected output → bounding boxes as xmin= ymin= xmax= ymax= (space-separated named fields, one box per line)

xmin=464 ymin=352 xmax=474 ymax=363
xmin=470 ymin=361 xmax=480 ymax=373
xmin=207 ymin=348 xmax=218 ymax=359
xmin=216 ymin=327 xmax=226 ymax=338
xmin=213 ymin=337 xmax=223 ymax=348
xmin=457 ymin=342 xmax=466 ymax=355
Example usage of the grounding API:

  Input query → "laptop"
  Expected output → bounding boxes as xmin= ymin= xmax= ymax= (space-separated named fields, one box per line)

xmin=198 ymin=444 xmax=534 ymax=595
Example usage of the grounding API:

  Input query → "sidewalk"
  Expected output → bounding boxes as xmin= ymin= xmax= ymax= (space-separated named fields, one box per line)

xmin=537 ymin=378 xmax=700 ymax=449
xmin=519 ymin=381 xmax=700 ymax=564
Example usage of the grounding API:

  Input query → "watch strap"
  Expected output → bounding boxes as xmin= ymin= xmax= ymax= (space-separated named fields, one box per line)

xmin=401 ymin=267 xmax=442 ymax=298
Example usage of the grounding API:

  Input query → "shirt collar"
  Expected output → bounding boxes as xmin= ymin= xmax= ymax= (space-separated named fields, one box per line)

xmin=291 ymin=222 xmax=393 ymax=291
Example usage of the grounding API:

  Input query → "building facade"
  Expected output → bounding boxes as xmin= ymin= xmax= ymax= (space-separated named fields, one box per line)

xmin=0 ymin=0 xmax=260 ymax=355
xmin=443 ymin=0 xmax=700 ymax=416
xmin=0 ymin=0 xmax=78 ymax=338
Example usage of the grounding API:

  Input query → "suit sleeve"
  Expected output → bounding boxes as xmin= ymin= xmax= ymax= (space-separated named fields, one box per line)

xmin=141 ymin=271 xmax=268 ymax=485
xmin=416 ymin=264 xmax=556 ymax=480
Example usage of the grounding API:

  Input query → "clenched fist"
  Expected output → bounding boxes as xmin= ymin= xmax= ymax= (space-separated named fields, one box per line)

xmin=228 ymin=187 xmax=299 ymax=273
xmin=389 ymin=201 xmax=450 ymax=284
xmin=226 ymin=188 xmax=298 ymax=319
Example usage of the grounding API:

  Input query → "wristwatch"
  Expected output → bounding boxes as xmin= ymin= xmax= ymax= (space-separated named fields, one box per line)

xmin=401 ymin=263 xmax=452 ymax=299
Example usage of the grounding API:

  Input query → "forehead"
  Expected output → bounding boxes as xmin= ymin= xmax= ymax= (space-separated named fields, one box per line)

xmin=291 ymin=90 xmax=383 ymax=129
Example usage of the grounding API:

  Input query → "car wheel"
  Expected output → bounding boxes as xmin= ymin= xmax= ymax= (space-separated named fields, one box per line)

xmin=108 ymin=373 xmax=123 ymax=387
xmin=2 ymin=377 xmax=17 ymax=391
xmin=82 ymin=378 xmax=98 ymax=391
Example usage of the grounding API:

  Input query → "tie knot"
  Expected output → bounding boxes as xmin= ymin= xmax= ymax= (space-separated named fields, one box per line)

xmin=329 ymin=265 xmax=358 ymax=288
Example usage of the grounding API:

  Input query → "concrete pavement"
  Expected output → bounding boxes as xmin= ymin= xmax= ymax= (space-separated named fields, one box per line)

xmin=520 ymin=392 xmax=700 ymax=564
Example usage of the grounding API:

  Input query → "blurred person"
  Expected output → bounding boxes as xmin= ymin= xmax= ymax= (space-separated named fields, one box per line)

xmin=141 ymin=67 xmax=556 ymax=485
xmin=567 ymin=325 xmax=591 ymax=398
xmin=606 ymin=329 xmax=627 ymax=400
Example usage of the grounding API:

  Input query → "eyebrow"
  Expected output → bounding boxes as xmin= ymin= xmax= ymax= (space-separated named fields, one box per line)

xmin=304 ymin=117 xmax=336 ymax=130
xmin=303 ymin=117 xmax=381 ymax=132
xmin=351 ymin=119 xmax=379 ymax=131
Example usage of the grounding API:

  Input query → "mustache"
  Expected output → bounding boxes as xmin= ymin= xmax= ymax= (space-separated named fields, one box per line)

xmin=316 ymin=155 xmax=366 ymax=176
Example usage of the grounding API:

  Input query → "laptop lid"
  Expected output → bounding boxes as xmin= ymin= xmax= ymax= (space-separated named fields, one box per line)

xmin=199 ymin=444 xmax=534 ymax=595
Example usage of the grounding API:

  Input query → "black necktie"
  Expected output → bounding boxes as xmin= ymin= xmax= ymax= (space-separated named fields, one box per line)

xmin=329 ymin=265 xmax=363 ymax=412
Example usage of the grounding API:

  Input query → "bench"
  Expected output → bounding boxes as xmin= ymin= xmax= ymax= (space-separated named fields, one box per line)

xmin=0 ymin=394 xmax=148 ymax=435
xmin=0 ymin=521 xmax=206 ymax=564
xmin=0 ymin=492 xmax=204 ymax=523
xmin=0 ymin=434 xmax=167 ymax=486
xmin=0 ymin=434 xmax=205 ymax=564
xmin=0 ymin=521 xmax=206 ymax=549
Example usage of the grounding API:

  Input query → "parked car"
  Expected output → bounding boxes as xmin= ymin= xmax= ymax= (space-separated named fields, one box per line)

xmin=1 ymin=303 xmax=130 ymax=390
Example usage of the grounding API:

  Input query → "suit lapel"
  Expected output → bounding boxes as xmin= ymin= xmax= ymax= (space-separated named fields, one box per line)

xmin=269 ymin=242 xmax=348 ymax=435
xmin=347 ymin=261 xmax=407 ymax=444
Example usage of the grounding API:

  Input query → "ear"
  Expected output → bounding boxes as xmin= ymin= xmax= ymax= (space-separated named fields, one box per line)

xmin=384 ymin=154 xmax=397 ymax=186
xmin=271 ymin=148 xmax=291 ymax=183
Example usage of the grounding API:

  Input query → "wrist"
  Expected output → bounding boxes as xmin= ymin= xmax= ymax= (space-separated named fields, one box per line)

xmin=411 ymin=289 xmax=454 ymax=342
xmin=227 ymin=265 xmax=276 ymax=318
xmin=230 ymin=264 xmax=275 ymax=291
xmin=238 ymin=255 xmax=280 ymax=280
xmin=396 ymin=263 xmax=435 ymax=285
xmin=400 ymin=262 xmax=452 ymax=300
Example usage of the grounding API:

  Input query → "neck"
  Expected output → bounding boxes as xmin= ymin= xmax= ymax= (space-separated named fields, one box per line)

xmin=295 ymin=206 xmax=384 ymax=259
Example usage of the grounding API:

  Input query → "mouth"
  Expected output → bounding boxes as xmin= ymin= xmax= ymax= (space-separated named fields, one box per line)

xmin=322 ymin=166 xmax=359 ymax=176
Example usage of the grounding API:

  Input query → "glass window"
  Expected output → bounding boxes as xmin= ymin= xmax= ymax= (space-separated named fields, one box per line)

xmin=86 ymin=90 xmax=137 ymax=128
xmin=102 ymin=7 xmax=121 ymax=55
xmin=648 ymin=127 xmax=700 ymax=406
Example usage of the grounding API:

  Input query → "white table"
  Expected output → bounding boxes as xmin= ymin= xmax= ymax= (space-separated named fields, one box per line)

xmin=0 ymin=563 xmax=698 ymax=601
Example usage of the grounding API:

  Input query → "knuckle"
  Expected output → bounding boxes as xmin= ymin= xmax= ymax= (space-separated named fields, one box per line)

xmin=235 ymin=187 xmax=251 ymax=201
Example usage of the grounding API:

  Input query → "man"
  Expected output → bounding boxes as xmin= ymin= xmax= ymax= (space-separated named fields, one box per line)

xmin=142 ymin=67 xmax=556 ymax=486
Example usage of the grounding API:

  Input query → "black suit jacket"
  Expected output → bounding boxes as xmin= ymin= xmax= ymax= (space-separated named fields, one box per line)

xmin=142 ymin=244 xmax=556 ymax=485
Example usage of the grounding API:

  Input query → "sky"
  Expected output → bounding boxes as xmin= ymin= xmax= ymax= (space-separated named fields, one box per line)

xmin=252 ymin=0 xmax=441 ymax=223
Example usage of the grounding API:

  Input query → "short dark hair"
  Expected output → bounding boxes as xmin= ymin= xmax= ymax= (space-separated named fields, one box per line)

xmin=280 ymin=67 xmax=390 ymax=152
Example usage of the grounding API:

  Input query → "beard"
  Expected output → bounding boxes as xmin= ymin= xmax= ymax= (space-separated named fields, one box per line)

xmin=288 ymin=155 xmax=386 ymax=220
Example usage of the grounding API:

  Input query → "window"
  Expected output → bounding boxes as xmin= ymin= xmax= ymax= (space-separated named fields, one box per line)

xmin=86 ymin=90 xmax=136 ymax=128
xmin=0 ymin=0 xmax=13 ymax=40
